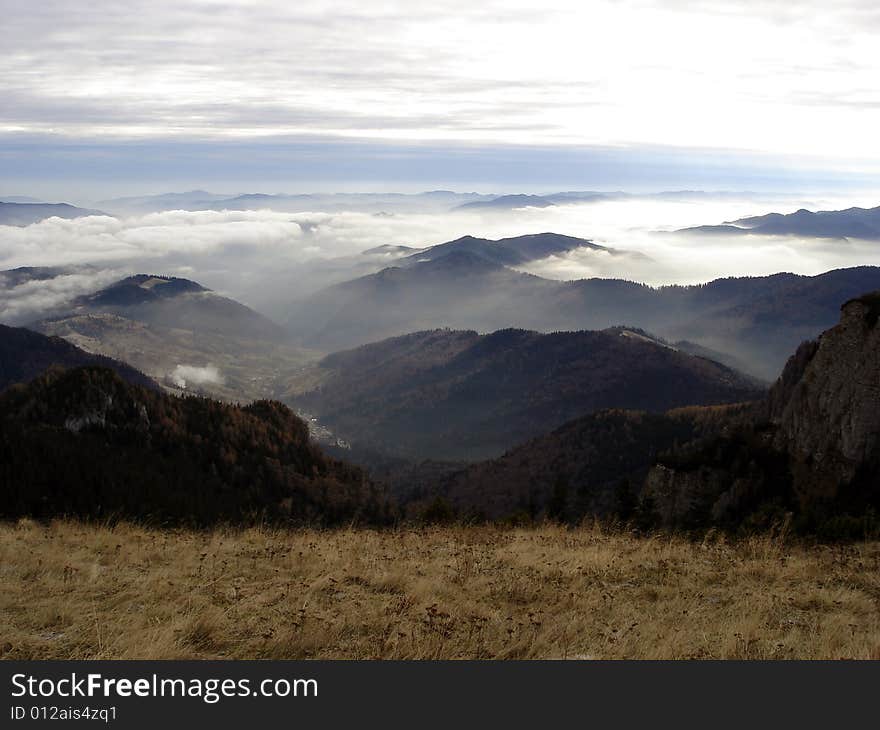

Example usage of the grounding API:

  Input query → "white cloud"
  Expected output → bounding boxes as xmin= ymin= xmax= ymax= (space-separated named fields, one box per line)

xmin=3 ymin=192 xmax=880 ymax=324
xmin=2 ymin=1 xmax=880 ymax=164
xmin=169 ymin=364 xmax=224 ymax=389
xmin=0 ymin=267 xmax=123 ymax=324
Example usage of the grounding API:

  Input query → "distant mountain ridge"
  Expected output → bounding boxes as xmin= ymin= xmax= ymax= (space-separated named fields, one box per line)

xmin=97 ymin=190 xmax=495 ymax=215
xmin=288 ymin=248 xmax=880 ymax=379
xmin=455 ymin=194 xmax=556 ymax=211
xmin=397 ymin=232 xmax=624 ymax=268
xmin=93 ymin=189 xmax=779 ymax=215
xmin=679 ymin=204 xmax=880 ymax=239
xmin=0 ymin=201 xmax=108 ymax=226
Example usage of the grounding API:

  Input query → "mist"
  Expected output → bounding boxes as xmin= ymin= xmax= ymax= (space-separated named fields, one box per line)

xmin=170 ymin=364 xmax=224 ymax=390
xmin=2 ymin=190 xmax=880 ymax=325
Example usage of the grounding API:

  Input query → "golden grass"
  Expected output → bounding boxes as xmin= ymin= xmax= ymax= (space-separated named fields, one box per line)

xmin=1 ymin=519 xmax=879 ymax=660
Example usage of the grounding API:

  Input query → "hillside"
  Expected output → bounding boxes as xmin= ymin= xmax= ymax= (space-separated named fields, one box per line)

xmin=70 ymin=274 xmax=284 ymax=339
xmin=0 ymin=323 xmax=157 ymax=391
xmin=0 ymin=367 xmax=390 ymax=525
xmin=292 ymin=327 xmax=763 ymax=461
xmin=641 ymin=290 xmax=880 ymax=535
xmin=426 ymin=404 xmax=755 ymax=522
xmin=414 ymin=290 xmax=880 ymax=534
xmin=32 ymin=274 xmax=318 ymax=401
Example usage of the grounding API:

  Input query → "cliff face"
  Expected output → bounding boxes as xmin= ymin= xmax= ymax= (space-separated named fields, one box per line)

xmin=642 ymin=292 xmax=880 ymax=533
xmin=770 ymin=295 xmax=880 ymax=502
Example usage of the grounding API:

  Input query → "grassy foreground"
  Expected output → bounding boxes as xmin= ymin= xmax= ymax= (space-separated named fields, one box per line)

xmin=1 ymin=520 xmax=879 ymax=660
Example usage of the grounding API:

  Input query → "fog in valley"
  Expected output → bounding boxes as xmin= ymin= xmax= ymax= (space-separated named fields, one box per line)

xmin=3 ymin=189 xmax=880 ymax=325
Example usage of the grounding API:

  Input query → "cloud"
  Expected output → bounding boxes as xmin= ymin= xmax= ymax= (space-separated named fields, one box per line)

xmin=0 ymin=267 xmax=123 ymax=324
xmin=3 ymin=191 xmax=880 ymax=326
xmin=2 ymin=0 xmax=880 ymax=166
xmin=169 ymin=364 xmax=224 ymax=390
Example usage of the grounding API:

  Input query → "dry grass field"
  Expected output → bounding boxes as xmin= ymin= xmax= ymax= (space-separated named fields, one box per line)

xmin=1 ymin=519 xmax=879 ymax=660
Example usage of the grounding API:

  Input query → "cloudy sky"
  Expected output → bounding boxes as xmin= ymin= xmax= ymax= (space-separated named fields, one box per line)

xmin=3 ymin=0 xmax=880 ymax=198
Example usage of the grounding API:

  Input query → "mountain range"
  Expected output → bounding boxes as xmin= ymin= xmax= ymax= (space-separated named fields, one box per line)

xmin=96 ymin=190 xmax=494 ymax=215
xmin=419 ymin=293 xmax=880 ymax=536
xmin=89 ymin=189 xmax=786 ymax=216
xmin=0 ymin=201 xmax=106 ymax=226
xmin=287 ymin=233 xmax=880 ymax=379
xmin=2 ymin=267 xmax=878 ymax=536
xmin=679 ymin=204 xmax=880 ymax=239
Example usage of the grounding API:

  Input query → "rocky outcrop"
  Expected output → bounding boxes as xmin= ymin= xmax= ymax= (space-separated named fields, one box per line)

xmin=641 ymin=292 xmax=880 ymax=533
xmin=770 ymin=295 xmax=880 ymax=503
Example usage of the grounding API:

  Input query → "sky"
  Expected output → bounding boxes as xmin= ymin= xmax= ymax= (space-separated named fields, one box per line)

xmin=2 ymin=0 xmax=880 ymax=198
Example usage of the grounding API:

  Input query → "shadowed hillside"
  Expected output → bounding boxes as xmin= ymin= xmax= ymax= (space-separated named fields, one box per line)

xmin=292 ymin=327 xmax=763 ymax=461
xmin=436 ymin=291 xmax=880 ymax=537
xmin=0 ymin=367 xmax=391 ymax=525
xmin=425 ymin=404 xmax=756 ymax=523
xmin=0 ymin=323 xmax=157 ymax=391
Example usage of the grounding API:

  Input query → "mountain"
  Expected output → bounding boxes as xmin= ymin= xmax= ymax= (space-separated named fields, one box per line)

xmin=0 ymin=324 xmax=158 ymax=392
xmin=33 ymin=275 xmax=316 ymax=401
xmin=286 ymin=251 xmax=557 ymax=351
xmin=679 ymin=204 xmax=880 ymax=239
xmin=639 ymin=291 xmax=880 ymax=535
xmin=0 ymin=201 xmax=107 ymax=226
xmin=95 ymin=190 xmax=240 ymax=215
xmin=286 ymin=231 xmax=648 ymax=352
xmin=69 ymin=274 xmax=282 ymax=339
xmin=425 ymin=291 xmax=880 ymax=535
xmin=288 ymin=247 xmax=880 ymax=379
xmin=397 ymin=232 xmax=623 ymax=268
xmin=455 ymin=194 xmax=556 ymax=211
xmin=362 ymin=244 xmax=420 ymax=256
xmin=0 ymin=367 xmax=390 ymax=525
xmin=97 ymin=190 xmax=493 ymax=215
xmin=290 ymin=327 xmax=763 ymax=461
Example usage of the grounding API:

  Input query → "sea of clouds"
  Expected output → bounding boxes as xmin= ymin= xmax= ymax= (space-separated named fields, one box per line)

xmin=2 ymin=191 xmax=880 ymax=324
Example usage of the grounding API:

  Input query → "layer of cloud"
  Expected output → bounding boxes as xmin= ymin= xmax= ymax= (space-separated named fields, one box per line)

xmin=2 ymin=0 xmax=880 ymax=165
xmin=0 ymin=267 xmax=123 ymax=324
xmin=3 ymin=191 xmax=880 ymax=324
